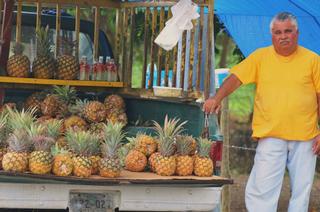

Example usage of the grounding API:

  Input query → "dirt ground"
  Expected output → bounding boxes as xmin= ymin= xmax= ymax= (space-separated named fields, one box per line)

xmin=229 ymin=174 xmax=320 ymax=212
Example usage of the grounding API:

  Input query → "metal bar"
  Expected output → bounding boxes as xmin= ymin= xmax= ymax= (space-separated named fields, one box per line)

xmin=196 ymin=7 xmax=204 ymax=91
xmin=15 ymin=0 xmax=22 ymax=43
xmin=141 ymin=7 xmax=150 ymax=88
xmin=164 ymin=8 xmax=172 ymax=87
xmin=22 ymin=0 xmax=121 ymax=8
xmin=204 ymin=2 xmax=214 ymax=99
xmin=116 ymin=8 xmax=123 ymax=81
xmin=156 ymin=7 xmax=164 ymax=86
xmin=115 ymin=8 xmax=120 ymax=62
xmin=36 ymin=2 xmax=41 ymax=31
xmin=188 ymin=19 xmax=196 ymax=91
xmin=55 ymin=3 xmax=61 ymax=58
xmin=121 ymin=1 xmax=209 ymax=8
xmin=93 ymin=6 xmax=100 ymax=61
xmin=127 ymin=8 xmax=135 ymax=88
xmin=172 ymin=40 xmax=178 ymax=87
xmin=0 ymin=76 xmax=124 ymax=87
xmin=0 ymin=0 xmax=15 ymax=69
xmin=179 ymin=31 xmax=186 ymax=89
xmin=121 ymin=8 xmax=129 ymax=87
xmin=75 ymin=5 xmax=80 ymax=59
xmin=149 ymin=8 xmax=157 ymax=88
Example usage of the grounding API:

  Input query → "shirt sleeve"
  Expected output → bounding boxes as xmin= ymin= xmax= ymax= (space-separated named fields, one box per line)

xmin=229 ymin=49 xmax=260 ymax=84
xmin=312 ymin=55 xmax=320 ymax=93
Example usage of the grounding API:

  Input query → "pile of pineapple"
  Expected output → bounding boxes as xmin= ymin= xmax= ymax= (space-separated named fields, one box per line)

xmin=0 ymin=93 xmax=214 ymax=178
xmin=7 ymin=26 xmax=79 ymax=80
xmin=121 ymin=115 xmax=215 ymax=177
xmin=0 ymin=103 xmax=128 ymax=178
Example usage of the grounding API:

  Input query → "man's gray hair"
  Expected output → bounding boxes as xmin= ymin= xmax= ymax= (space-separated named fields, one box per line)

xmin=270 ymin=12 xmax=298 ymax=33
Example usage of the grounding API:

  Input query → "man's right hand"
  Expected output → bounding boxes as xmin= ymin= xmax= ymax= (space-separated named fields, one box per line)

xmin=203 ymin=97 xmax=221 ymax=114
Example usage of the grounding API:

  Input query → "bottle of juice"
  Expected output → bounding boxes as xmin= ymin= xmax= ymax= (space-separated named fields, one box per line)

xmin=109 ymin=59 xmax=118 ymax=82
xmin=96 ymin=56 xmax=104 ymax=81
xmin=79 ymin=56 xmax=90 ymax=80
xmin=105 ymin=56 xmax=111 ymax=81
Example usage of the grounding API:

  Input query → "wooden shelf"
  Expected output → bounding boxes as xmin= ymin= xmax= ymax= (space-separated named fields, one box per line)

xmin=0 ymin=76 xmax=124 ymax=87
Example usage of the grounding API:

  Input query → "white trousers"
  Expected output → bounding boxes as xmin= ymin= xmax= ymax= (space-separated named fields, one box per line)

xmin=245 ymin=137 xmax=317 ymax=212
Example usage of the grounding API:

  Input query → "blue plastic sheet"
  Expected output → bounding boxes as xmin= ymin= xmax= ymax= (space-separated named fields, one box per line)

xmin=215 ymin=0 xmax=320 ymax=56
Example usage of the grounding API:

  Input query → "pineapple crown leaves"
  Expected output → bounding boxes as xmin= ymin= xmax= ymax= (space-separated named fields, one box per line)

xmin=35 ymin=25 xmax=54 ymax=58
xmin=196 ymin=137 xmax=212 ymax=158
xmin=11 ymin=42 xmax=25 ymax=55
xmin=65 ymin=130 xmax=100 ymax=156
xmin=44 ymin=119 xmax=62 ymax=139
xmin=6 ymin=129 xmax=33 ymax=152
xmin=58 ymin=35 xmax=77 ymax=56
xmin=101 ymin=122 xmax=126 ymax=158
xmin=68 ymin=99 xmax=89 ymax=116
xmin=175 ymin=135 xmax=193 ymax=155
xmin=27 ymin=123 xmax=55 ymax=151
xmin=51 ymin=143 xmax=70 ymax=156
xmin=6 ymin=107 xmax=37 ymax=132
xmin=152 ymin=115 xmax=187 ymax=140
xmin=0 ymin=112 xmax=9 ymax=147
xmin=152 ymin=115 xmax=187 ymax=156
xmin=52 ymin=85 xmax=78 ymax=105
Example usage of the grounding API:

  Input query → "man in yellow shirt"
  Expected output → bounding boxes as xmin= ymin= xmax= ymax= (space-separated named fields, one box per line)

xmin=203 ymin=12 xmax=320 ymax=212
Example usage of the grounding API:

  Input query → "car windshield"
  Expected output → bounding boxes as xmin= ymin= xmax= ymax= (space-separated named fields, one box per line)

xmin=10 ymin=25 xmax=94 ymax=65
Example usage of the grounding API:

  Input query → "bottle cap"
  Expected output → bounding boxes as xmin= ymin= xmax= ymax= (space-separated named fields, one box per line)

xmin=98 ymin=56 xmax=104 ymax=63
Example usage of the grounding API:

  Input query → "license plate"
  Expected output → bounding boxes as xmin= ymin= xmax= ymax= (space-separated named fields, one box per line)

xmin=69 ymin=192 xmax=115 ymax=212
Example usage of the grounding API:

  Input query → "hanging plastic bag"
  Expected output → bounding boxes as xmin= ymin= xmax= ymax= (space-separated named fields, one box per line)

xmin=154 ymin=0 xmax=199 ymax=51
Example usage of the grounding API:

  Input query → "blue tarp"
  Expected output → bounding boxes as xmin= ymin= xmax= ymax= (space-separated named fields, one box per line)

xmin=215 ymin=0 xmax=320 ymax=57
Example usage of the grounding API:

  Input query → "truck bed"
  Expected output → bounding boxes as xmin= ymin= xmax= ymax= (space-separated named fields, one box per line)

xmin=0 ymin=171 xmax=232 ymax=211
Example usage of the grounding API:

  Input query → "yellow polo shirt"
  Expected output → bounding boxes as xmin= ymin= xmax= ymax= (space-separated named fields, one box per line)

xmin=230 ymin=45 xmax=320 ymax=141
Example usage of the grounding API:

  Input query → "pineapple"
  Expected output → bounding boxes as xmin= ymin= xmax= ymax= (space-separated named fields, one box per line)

xmin=0 ymin=113 xmax=9 ymax=169
xmin=175 ymin=135 xmax=194 ymax=176
xmin=28 ymin=124 xmax=54 ymax=174
xmin=63 ymin=115 xmax=87 ymax=132
xmin=7 ymin=42 xmax=30 ymax=78
xmin=32 ymin=26 xmax=56 ymax=79
xmin=66 ymin=130 xmax=99 ymax=177
xmin=24 ymin=92 xmax=47 ymax=116
xmin=51 ymin=143 xmax=73 ymax=176
xmin=104 ymin=94 xmax=126 ymax=112
xmin=118 ymin=144 xmax=132 ymax=168
xmin=0 ymin=103 xmax=16 ymax=113
xmin=84 ymin=101 xmax=106 ymax=123
xmin=2 ymin=108 xmax=36 ymax=172
xmin=88 ymin=122 xmax=105 ymax=139
xmin=41 ymin=94 xmax=60 ymax=117
xmin=99 ymin=122 xmax=125 ymax=178
xmin=125 ymin=149 xmax=147 ymax=172
xmin=153 ymin=115 xmax=187 ymax=176
xmin=194 ymin=137 xmax=214 ymax=177
xmin=106 ymin=109 xmax=128 ymax=126
xmin=148 ymin=152 xmax=161 ymax=173
xmin=88 ymin=137 xmax=101 ymax=175
xmin=133 ymin=133 xmax=157 ymax=157
xmin=56 ymin=36 xmax=79 ymax=80
xmin=52 ymin=85 xmax=78 ymax=118
xmin=41 ymin=86 xmax=77 ymax=118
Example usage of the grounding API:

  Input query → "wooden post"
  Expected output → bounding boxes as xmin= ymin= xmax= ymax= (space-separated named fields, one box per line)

xmin=221 ymin=98 xmax=231 ymax=212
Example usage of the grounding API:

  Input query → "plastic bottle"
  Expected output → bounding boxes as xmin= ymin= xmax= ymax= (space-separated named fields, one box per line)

xmin=109 ymin=59 xmax=118 ymax=82
xmin=105 ymin=56 xmax=111 ymax=81
xmin=79 ymin=56 xmax=90 ymax=80
xmin=96 ymin=56 xmax=104 ymax=81
xmin=92 ymin=60 xmax=98 ymax=81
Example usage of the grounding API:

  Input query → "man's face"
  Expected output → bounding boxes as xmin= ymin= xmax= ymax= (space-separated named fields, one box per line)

xmin=271 ymin=19 xmax=298 ymax=55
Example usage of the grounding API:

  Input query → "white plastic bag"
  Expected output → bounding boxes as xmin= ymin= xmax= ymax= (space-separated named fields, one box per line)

xmin=154 ymin=0 xmax=199 ymax=51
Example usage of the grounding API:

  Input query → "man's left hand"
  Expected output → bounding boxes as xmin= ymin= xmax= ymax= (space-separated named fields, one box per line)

xmin=312 ymin=134 xmax=320 ymax=154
